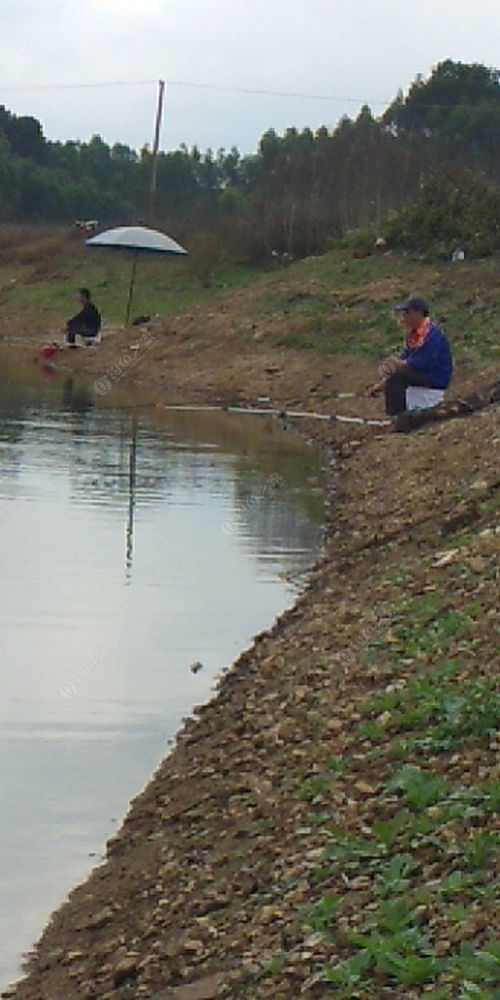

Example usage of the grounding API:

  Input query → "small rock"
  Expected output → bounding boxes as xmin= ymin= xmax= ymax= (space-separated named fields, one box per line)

xmin=432 ymin=549 xmax=459 ymax=568
xmin=259 ymin=905 xmax=279 ymax=924
xmin=377 ymin=711 xmax=392 ymax=728
xmin=154 ymin=975 xmax=225 ymax=999
xmin=85 ymin=905 xmax=114 ymax=929
xmin=182 ymin=939 xmax=204 ymax=953
xmin=112 ymin=954 xmax=139 ymax=987
xmin=435 ymin=939 xmax=452 ymax=956
xmin=326 ymin=719 xmax=343 ymax=733
xmin=305 ymin=932 xmax=326 ymax=948
xmin=468 ymin=556 xmax=487 ymax=574
xmin=354 ymin=780 xmax=379 ymax=795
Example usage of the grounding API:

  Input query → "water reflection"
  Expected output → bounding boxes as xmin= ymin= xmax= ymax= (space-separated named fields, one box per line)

xmin=61 ymin=377 xmax=94 ymax=414
xmin=0 ymin=362 xmax=325 ymax=988
xmin=126 ymin=416 xmax=138 ymax=575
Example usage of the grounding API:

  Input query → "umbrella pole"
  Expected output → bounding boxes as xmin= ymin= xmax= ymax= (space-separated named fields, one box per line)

xmin=125 ymin=251 xmax=139 ymax=325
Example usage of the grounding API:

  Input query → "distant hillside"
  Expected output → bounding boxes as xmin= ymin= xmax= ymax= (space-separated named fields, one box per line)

xmin=2 ymin=59 xmax=500 ymax=262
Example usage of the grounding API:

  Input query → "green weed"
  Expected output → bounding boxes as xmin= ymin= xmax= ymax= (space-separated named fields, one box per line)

xmin=372 ymin=852 xmax=417 ymax=896
xmin=372 ymin=810 xmax=412 ymax=849
xmin=461 ymin=831 xmax=499 ymax=870
xmin=386 ymin=765 xmax=452 ymax=810
xmin=450 ymin=941 xmax=500 ymax=987
xmin=297 ymin=756 xmax=344 ymax=802
xmin=300 ymin=893 xmax=342 ymax=933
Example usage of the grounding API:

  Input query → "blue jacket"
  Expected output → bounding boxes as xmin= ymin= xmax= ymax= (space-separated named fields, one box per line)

xmin=401 ymin=322 xmax=452 ymax=389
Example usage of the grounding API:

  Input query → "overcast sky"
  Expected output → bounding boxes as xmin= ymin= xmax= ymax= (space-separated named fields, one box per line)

xmin=2 ymin=0 xmax=500 ymax=156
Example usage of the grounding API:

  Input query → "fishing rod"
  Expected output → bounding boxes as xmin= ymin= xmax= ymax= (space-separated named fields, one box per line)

xmin=157 ymin=403 xmax=391 ymax=427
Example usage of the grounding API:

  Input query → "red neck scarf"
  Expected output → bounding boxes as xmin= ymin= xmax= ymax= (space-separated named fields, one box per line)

xmin=407 ymin=316 xmax=431 ymax=350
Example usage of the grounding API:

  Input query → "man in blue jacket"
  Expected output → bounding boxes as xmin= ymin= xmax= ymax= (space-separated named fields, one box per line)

xmin=367 ymin=296 xmax=453 ymax=415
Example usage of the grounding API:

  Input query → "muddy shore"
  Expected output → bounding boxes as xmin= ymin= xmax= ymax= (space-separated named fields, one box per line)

xmin=2 ymin=297 xmax=499 ymax=1000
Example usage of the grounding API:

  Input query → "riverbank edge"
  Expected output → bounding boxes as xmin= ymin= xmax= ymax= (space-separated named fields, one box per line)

xmin=3 ymin=331 xmax=499 ymax=1000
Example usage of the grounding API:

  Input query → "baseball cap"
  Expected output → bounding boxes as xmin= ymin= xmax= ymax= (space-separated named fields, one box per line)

xmin=395 ymin=296 xmax=429 ymax=316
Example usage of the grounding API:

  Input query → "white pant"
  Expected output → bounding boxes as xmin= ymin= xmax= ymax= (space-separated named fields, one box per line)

xmin=406 ymin=387 xmax=445 ymax=411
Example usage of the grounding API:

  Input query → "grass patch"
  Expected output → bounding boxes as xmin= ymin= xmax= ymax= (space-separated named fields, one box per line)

xmin=3 ymin=228 xmax=500 ymax=365
xmin=297 ymin=558 xmax=499 ymax=999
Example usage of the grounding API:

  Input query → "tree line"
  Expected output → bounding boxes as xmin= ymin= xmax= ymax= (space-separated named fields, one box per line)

xmin=2 ymin=59 xmax=500 ymax=260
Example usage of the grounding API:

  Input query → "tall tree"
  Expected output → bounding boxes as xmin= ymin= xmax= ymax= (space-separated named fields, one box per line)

xmin=383 ymin=60 xmax=500 ymax=177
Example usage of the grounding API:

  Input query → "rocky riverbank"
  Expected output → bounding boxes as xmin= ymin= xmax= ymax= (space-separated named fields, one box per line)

xmin=2 ymin=258 xmax=499 ymax=1000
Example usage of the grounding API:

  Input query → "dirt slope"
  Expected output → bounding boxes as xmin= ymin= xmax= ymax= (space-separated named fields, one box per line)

xmin=2 ymin=246 xmax=499 ymax=1000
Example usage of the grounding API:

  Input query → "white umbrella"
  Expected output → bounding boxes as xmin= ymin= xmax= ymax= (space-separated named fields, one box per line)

xmin=86 ymin=225 xmax=187 ymax=325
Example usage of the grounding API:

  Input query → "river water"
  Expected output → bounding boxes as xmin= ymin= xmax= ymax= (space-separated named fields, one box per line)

xmin=0 ymin=365 xmax=325 ymax=988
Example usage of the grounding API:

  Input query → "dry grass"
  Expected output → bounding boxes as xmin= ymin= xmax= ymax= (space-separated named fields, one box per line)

xmin=0 ymin=224 xmax=87 ymax=267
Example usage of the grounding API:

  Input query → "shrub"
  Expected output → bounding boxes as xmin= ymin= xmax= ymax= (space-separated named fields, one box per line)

xmin=386 ymin=167 xmax=500 ymax=257
xmin=185 ymin=232 xmax=221 ymax=286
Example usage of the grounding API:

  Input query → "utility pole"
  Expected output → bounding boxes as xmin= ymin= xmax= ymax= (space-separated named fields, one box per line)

xmin=148 ymin=79 xmax=166 ymax=224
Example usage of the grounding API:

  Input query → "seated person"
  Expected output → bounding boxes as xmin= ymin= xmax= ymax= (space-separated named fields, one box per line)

xmin=65 ymin=288 xmax=101 ymax=346
xmin=367 ymin=296 xmax=452 ymax=415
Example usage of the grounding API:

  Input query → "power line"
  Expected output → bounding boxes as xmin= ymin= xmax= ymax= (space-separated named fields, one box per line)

xmin=0 ymin=80 xmax=155 ymax=92
xmin=0 ymin=76 xmax=390 ymax=106
xmin=2 ymin=75 xmax=492 ymax=111
xmin=167 ymin=79 xmax=389 ymax=105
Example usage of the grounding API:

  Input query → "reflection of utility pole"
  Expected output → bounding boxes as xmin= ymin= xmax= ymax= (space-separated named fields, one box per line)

xmin=148 ymin=79 xmax=166 ymax=224
xmin=126 ymin=416 xmax=138 ymax=578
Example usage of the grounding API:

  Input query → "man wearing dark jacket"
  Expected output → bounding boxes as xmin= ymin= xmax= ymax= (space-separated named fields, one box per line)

xmin=367 ymin=296 xmax=452 ymax=415
xmin=65 ymin=288 xmax=101 ymax=346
